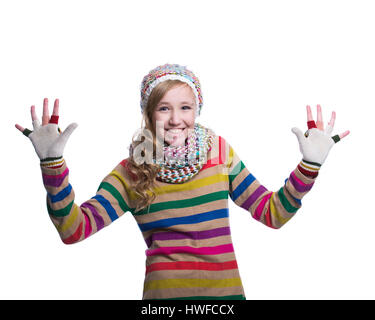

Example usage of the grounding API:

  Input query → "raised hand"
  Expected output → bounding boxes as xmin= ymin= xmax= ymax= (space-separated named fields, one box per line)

xmin=291 ymin=104 xmax=350 ymax=165
xmin=15 ymin=98 xmax=78 ymax=160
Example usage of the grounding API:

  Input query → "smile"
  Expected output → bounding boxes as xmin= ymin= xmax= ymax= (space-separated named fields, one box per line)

xmin=166 ymin=128 xmax=185 ymax=134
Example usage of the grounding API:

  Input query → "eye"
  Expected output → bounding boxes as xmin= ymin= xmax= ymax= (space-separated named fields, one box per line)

xmin=182 ymin=106 xmax=191 ymax=110
xmin=158 ymin=106 xmax=168 ymax=111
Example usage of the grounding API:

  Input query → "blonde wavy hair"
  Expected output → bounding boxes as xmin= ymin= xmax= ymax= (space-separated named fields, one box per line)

xmin=127 ymin=79 xmax=193 ymax=213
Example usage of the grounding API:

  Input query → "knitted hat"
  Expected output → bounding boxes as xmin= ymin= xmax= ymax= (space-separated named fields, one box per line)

xmin=140 ymin=63 xmax=203 ymax=118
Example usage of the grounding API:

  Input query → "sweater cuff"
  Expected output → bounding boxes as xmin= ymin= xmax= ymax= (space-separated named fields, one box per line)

xmin=298 ymin=159 xmax=321 ymax=179
xmin=40 ymin=156 xmax=65 ymax=169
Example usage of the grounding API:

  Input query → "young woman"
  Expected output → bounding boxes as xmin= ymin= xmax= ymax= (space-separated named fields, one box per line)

xmin=15 ymin=63 xmax=349 ymax=300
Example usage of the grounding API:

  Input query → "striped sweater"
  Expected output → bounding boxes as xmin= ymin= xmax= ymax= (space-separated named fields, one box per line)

xmin=40 ymin=135 xmax=320 ymax=300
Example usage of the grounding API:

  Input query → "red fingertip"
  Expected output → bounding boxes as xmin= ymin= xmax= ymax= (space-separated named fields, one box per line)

xmin=50 ymin=115 xmax=59 ymax=124
xmin=307 ymin=120 xmax=317 ymax=129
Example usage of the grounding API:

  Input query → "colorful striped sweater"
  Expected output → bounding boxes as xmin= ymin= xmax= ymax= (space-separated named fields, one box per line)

xmin=40 ymin=135 xmax=320 ymax=300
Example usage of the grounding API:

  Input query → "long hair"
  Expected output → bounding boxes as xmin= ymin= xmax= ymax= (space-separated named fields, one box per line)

xmin=127 ymin=79 xmax=193 ymax=213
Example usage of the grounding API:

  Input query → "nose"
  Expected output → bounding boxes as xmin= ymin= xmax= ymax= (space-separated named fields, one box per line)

xmin=169 ymin=109 xmax=182 ymax=125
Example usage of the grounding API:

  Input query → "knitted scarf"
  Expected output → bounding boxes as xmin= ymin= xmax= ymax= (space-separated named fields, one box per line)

xmin=154 ymin=123 xmax=214 ymax=184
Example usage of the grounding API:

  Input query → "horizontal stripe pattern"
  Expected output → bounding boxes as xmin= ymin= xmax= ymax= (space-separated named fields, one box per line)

xmin=289 ymin=171 xmax=314 ymax=193
xmin=40 ymin=156 xmax=65 ymax=169
xmin=41 ymin=159 xmax=132 ymax=244
xmin=42 ymin=167 xmax=69 ymax=187
xmin=80 ymin=201 xmax=105 ymax=231
xmin=48 ymin=184 xmax=72 ymax=203
xmin=241 ymin=185 xmax=268 ymax=211
xmin=40 ymin=134 xmax=319 ymax=300
xmin=227 ymin=141 xmax=319 ymax=229
xmin=91 ymin=194 xmax=119 ymax=222
xmin=146 ymin=260 xmax=238 ymax=274
xmin=134 ymin=178 xmax=229 ymax=215
xmin=144 ymin=278 xmax=243 ymax=292
xmin=145 ymin=226 xmax=231 ymax=247
xmin=230 ymin=170 xmax=256 ymax=201
xmin=146 ymin=244 xmax=234 ymax=257
xmin=139 ymin=208 xmax=228 ymax=232
xmin=298 ymin=159 xmax=320 ymax=178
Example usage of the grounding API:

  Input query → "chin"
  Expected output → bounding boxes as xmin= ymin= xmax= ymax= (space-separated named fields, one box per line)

xmin=165 ymin=135 xmax=188 ymax=146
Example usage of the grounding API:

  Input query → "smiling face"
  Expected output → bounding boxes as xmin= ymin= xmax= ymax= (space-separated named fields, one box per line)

xmin=152 ymin=83 xmax=197 ymax=147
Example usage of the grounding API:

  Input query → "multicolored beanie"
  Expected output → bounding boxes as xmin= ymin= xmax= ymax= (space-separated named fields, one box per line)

xmin=140 ymin=63 xmax=203 ymax=117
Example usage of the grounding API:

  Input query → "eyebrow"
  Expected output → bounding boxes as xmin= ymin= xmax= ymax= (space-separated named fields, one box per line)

xmin=158 ymin=101 xmax=194 ymax=105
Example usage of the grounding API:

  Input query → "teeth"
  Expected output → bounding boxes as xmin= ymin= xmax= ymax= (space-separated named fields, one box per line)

xmin=167 ymin=129 xmax=184 ymax=134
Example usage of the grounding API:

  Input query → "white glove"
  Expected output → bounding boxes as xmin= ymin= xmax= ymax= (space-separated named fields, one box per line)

xmin=291 ymin=104 xmax=350 ymax=165
xmin=292 ymin=127 xmax=336 ymax=165
xmin=28 ymin=120 xmax=78 ymax=160
xmin=15 ymin=98 xmax=78 ymax=160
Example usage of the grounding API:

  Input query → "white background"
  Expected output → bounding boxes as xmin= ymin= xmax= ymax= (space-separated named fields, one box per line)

xmin=0 ymin=0 xmax=373 ymax=299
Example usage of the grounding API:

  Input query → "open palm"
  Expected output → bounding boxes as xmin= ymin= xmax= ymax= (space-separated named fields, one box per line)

xmin=292 ymin=104 xmax=350 ymax=165
xmin=15 ymin=98 xmax=78 ymax=160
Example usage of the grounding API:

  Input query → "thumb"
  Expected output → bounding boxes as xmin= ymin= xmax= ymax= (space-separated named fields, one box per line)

xmin=58 ymin=122 xmax=78 ymax=146
xmin=291 ymin=127 xmax=305 ymax=145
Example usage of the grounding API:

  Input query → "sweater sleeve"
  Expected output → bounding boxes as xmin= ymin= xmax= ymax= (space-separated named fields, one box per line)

xmin=223 ymin=138 xmax=320 ymax=229
xmin=40 ymin=157 xmax=136 ymax=244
